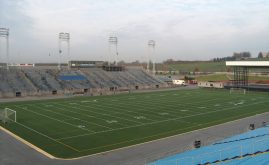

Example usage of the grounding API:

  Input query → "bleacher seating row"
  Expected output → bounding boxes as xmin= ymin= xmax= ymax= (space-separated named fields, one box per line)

xmin=148 ymin=126 xmax=269 ymax=165
xmin=0 ymin=67 xmax=166 ymax=97
xmin=220 ymin=151 xmax=269 ymax=165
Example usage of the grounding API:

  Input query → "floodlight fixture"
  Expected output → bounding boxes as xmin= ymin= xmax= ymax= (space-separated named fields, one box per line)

xmin=58 ymin=32 xmax=70 ymax=70
xmin=148 ymin=40 xmax=156 ymax=75
xmin=108 ymin=36 xmax=119 ymax=66
xmin=148 ymin=40 xmax=155 ymax=48
xmin=0 ymin=28 xmax=9 ymax=70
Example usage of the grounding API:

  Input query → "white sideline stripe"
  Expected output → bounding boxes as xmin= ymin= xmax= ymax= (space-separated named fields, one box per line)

xmin=57 ymin=99 xmax=269 ymax=140
xmin=38 ymin=104 xmax=113 ymax=130
xmin=1 ymin=120 xmax=80 ymax=152
xmin=0 ymin=126 xmax=56 ymax=159
xmin=15 ymin=105 xmax=96 ymax=133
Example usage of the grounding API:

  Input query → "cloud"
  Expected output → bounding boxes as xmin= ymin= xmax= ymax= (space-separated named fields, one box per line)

xmin=1 ymin=0 xmax=269 ymax=63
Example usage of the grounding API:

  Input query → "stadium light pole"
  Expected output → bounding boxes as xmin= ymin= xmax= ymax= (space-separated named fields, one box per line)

xmin=0 ymin=28 xmax=9 ymax=70
xmin=58 ymin=32 xmax=70 ymax=70
xmin=108 ymin=36 xmax=118 ymax=66
xmin=148 ymin=40 xmax=156 ymax=75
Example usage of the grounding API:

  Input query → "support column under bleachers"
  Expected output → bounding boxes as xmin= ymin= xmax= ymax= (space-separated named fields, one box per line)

xmin=233 ymin=66 xmax=249 ymax=88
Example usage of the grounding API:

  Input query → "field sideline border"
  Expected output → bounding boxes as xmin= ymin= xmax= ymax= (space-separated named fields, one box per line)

xmin=0 ymin=125 xmax=56 ymax=159
xmin=1 ymin=110 xmax=269 ymax=160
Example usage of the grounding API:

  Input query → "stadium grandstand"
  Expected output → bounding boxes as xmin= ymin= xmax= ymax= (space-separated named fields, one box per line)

xmin=0 ymin=61 xmax=168 ymax=98
xmin=1 ymin=60 xmax=269 ymax=165
xmin=2 ymin=1 xmax=269 ymax=165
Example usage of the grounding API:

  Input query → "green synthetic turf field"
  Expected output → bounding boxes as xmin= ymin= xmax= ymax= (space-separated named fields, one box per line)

xmin=1 ymin=89 xmax=269 ymax=158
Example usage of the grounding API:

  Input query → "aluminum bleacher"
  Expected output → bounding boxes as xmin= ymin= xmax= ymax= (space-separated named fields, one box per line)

xmin=220 ymin=152 xmax=269 ymax=165
xmin=0 ymin=69 xmax=36 ymax=93
xmin=0 ymin=67 xmax=166 ymax=97
xmin=148 ymin=126 xmax=269 ymax=165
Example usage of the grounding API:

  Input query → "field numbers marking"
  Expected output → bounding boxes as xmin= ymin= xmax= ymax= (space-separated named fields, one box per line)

xmin=134 ymin=116 xmax=146 ymax=120
xmin=234 ymin=102 xmax=244 ymax=106
xmin=81 ymin=101 xmax=91 ymax=103
xmin=106 ymin=120 xmax=118 ymax=124
xmin=78 ymin=125 xmax=85 ymax=128
xmin=158 ymin=112 xmax=169 ymax=115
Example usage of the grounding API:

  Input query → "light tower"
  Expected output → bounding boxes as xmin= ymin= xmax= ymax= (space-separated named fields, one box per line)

xmin=148 ymin=40 xmax=156 ymax=75
xmin=58 ymin=32 xmax=70 ymax=70
xmin=108 ymin=36 xmax=118 ymax=66
xmin=0 ymin=28 xmax=9 ymax=70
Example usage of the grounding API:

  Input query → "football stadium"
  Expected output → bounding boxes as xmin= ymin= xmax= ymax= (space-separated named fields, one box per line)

xmin=1 ymin=60 xmax=269 ymax=165
xmin=2 ymin=1 xmax=269 ymax=165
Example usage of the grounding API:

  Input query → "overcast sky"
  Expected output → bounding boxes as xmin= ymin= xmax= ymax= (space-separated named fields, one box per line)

xmin=1 ymin=0 xmax=269 ymax=63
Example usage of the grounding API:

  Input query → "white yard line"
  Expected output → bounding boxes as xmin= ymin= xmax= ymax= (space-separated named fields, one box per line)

xmin=50 ymin=103 xmax=126 ymax=128
xmin=31 ymin=104 xmax=113 ymax=130
xmin=5 ymin=117 xmax=80 ymax=152
xmin=58 ymin=103 xmax=145 ymax=125
xmin=93 ymin=96 xmax=231 ymax=118
xmin=80 ymin=94 xmax=208 ymax=118
xmin=78 ymin=103 xmax=159 ymax=122
xmin=89 ymin=94 xmax=231 ymax=116
xmin=57 ymin=99 xmax=269 ymax=140
xmin=15 ymin=105 xmax=96 ymax=133
xmin=50 ymin=129 xmax=84 ymax=137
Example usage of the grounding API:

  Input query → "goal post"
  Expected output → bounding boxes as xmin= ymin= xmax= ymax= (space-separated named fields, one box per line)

xmin=0 ymin=108 xmax=17 ymax=123
xmin=229 ymin=88 xmax=246 ymax=95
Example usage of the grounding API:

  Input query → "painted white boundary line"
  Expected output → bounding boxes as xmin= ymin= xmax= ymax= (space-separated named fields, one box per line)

xmin=0 ymin=126 xmax=56 ymax=159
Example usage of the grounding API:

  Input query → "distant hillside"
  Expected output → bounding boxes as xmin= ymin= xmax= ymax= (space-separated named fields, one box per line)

xmin=196 ymin=74 xmax=269 ymax=82
xmin=156 ymin=61 xmax=227 ymax=72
